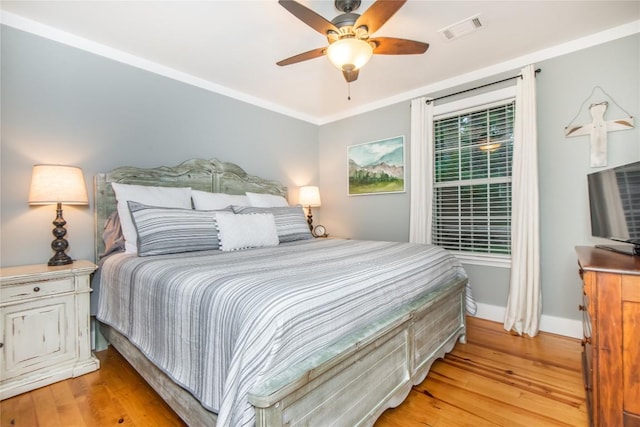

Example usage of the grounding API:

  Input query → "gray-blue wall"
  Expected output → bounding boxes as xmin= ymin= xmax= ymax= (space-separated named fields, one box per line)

xmin=2 ymin=24 xmax=639 ymax=325
xmin=1 ymin=26 xmax=318 ymax=267
xmin=318 ymin=34 xmax=640 ymax=322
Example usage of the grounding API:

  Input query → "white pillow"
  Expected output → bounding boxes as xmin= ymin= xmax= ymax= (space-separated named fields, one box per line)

xmin=232 ymin=205 xmax=313 ymax=243
xmin=216 ymin=212 xmax=279 ymax=251
xmin=246 ymin=192 xmax=289 ymax=207
xmin=192 ymin=190 xmax=249 ymax=210
xmin=111 ymin=182 xmax=192 ymax=253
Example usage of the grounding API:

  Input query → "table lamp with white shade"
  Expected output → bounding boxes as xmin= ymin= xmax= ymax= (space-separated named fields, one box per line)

xmin=28 ymin=164 xmax=89 ymax=266
xmin=298 ymin=185 xmax=322 ymax=233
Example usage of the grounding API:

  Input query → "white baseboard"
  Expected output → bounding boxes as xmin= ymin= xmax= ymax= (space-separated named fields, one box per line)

xmin=474 ymin=303 xmax=583 ymax=339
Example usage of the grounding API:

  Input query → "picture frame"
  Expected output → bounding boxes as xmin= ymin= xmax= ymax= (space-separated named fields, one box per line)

xmin=348 ymin=136 xmax=405 ymax=196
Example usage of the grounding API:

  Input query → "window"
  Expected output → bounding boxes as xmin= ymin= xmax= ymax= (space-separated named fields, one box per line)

xmin=432 ymin=98 xmax=515 ymax=263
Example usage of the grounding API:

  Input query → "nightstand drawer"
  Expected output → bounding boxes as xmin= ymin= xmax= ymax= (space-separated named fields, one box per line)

xmin=0 ymin=278 xmax=74 ymax=304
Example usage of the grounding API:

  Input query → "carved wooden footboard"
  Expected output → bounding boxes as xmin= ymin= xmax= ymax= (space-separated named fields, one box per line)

xmin=249 ymin=277 xmax=467 ymax=427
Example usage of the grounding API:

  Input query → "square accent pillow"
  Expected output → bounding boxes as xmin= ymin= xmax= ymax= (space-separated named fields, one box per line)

xmin=111 ymin=182 xmax=192 ymax=253
xmin=216 ymin=212 xmax=279 ymax=251
xmin=246 ymin=192 xmax=289 ymax=208
xmin=128 ymin=201 xmax=221 ymax=256
xmin=232 ymin=205 xmax=313 ymax=243
xmin=192 ymin=190 xmax=249 ymax=210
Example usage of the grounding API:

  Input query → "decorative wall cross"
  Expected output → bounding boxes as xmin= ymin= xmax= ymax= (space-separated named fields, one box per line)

xmin=565 ymin=87 xmax=635 ymax=167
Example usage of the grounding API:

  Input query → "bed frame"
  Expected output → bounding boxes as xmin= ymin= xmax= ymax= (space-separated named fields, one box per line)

xmin=94 ymin=158 xmax=467 ymax=426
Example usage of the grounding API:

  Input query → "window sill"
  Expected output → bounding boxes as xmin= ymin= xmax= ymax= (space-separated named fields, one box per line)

xmin=451 ymin=252 xmax=511 ymax=268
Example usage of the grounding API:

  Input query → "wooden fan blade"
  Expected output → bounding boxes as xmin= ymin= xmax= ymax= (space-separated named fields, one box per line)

xmin=343 ymin=68 xmax=359 ymax=82
xmin=278 ymin=0 xmax=338 ymax=36
xmin=371 ymin=37 xmax=429 ymax=55
xmin=277 ymin=47 xmax=327 ymax=66
xmin=354 ymin=0 xmax=406 ymax=34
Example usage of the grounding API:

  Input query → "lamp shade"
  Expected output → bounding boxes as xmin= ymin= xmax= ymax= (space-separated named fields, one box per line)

xmin=29 ymin=164 xmax=89 ymax=205
xmin=299 ymin=186 xmax=321 ymax=207
xmin=326 ymin=38 xmax=373 ymax=71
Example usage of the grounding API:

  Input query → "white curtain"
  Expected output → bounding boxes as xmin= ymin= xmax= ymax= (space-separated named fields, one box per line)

xmin=504 ymin=64 xmax=541 ymax=337
xmin=409 ymin=97 xmax=434 ymax=244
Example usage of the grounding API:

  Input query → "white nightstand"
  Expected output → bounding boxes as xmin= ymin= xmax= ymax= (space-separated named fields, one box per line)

xmin=0 ymin=260 xmax=99 ymax=399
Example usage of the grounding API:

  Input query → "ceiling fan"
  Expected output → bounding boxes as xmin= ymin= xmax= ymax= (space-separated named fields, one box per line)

xmin=277 ymin=0 xmax=429 ymax=83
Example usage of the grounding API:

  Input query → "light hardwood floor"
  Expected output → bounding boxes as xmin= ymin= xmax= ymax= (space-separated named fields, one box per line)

xmin=1 ymin=317 xmax=588 ymax=426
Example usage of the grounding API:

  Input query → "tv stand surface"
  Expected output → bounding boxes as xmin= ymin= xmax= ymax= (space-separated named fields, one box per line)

xmin=595 ymin=244 xmax=636 ymax=256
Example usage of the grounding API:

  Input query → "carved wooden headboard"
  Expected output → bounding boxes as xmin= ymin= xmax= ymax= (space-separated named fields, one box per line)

xmin=94 ymin=158 xmax=287 ymax=261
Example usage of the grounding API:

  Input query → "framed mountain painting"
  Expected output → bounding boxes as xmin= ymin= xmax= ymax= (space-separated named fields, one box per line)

xmin=348 ymin=136 xmax=405 ymax=196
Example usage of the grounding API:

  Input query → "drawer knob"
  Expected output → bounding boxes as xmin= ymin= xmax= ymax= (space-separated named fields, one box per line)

xmin=33 ymin=286 xmax=41 ymax=292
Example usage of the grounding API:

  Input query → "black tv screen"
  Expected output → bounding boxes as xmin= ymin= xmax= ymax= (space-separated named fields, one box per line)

xmin=588 ymin=160 xmax=640 ymax=253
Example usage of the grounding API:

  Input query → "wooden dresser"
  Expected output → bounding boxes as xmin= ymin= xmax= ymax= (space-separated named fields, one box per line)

xmin=576 ymin=246 xmax=640 ymax=427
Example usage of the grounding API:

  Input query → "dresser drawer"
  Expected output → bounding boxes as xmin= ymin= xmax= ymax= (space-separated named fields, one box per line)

xmin=0 ymin=277 xmax=74 ymax=304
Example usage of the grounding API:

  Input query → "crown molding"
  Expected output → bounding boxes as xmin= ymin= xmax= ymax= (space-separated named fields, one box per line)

xmin=0 ymin=11 xmax=319 ymax=125
xmin=2 ymin=11 xmax=638 ymax=126
xmin=318 ymin=19 xmax=640 ymax=124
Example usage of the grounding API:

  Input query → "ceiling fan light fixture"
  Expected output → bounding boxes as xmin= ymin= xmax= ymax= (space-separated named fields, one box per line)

xmin=326 ymin=38 xmax=373 ymax=71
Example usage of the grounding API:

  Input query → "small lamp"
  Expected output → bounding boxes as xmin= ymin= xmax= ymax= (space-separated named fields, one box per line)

xmin=29 ymin=164 xmax=89 ymax=266
xmin=298 ymin=186 xmax=322 ymax=232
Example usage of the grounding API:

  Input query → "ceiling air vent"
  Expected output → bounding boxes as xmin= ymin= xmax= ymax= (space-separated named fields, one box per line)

xmin=439 ymin=14 xmax=484 ymax=41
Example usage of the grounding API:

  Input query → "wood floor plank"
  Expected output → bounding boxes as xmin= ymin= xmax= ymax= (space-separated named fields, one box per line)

xmin=424 ymin=364 xmax=587 ymax=426
xmin=451 ymin=343 xmax=583 ymax=388
xmin=6 ymin=392 xmax=38 ymax=426
xmin=0 ymin=317 xmax=588 ymax=427
xmin=377 ymin=386 xmax=497 ymax=427
xmin=49 ymin=381 xmax=86 ymax=427
xmin=420 ymin=376 xmax=577 ymax=427
xmin=69 ymin=377 xmax=126 ymax=426
xmin=31 ymin=387 xmax=63 ymax=427
xmin=466 ymin=321 xmax=580 ymax=370
xmin=442 ymin=352 xmax=584 ymax=406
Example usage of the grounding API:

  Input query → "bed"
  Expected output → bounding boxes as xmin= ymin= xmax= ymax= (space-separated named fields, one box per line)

xmin=93 ymin=158 xmax=469 ymax=427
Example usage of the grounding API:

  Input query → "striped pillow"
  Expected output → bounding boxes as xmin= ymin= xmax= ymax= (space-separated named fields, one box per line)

xmin=232 ymin=205 xmax=313 ymax=243
xmin=127 ymin=201 xmax=221 ymax=256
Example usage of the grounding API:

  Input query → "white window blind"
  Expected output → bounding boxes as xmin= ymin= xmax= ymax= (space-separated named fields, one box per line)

xmin=432 ymin=100 xmax=515 ymax=255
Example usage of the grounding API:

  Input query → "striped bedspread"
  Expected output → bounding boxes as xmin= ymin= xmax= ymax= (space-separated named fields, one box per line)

xmin=97 ymin=238 xmax=467 ymax=426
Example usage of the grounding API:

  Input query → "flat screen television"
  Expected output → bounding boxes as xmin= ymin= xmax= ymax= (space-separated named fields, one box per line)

xmin=588 ymin=160 xmax=640 ymax=255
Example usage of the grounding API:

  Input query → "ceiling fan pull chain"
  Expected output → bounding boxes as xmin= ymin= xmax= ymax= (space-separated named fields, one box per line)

xmin=347 ymin=82 xmax=351 ymax=101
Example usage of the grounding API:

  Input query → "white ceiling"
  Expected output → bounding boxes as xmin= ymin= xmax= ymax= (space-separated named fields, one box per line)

xmin=2 ymin=1 xmax=639 ymax=124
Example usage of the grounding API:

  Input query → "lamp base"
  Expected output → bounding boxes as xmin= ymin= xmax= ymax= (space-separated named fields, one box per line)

xmin=48 ymin=252 xmax=73 ymax=266
xmin=48 ymin=202 xmax=73 ymax=266
xmin=306 ymin=205 xmax=314 ymax=232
